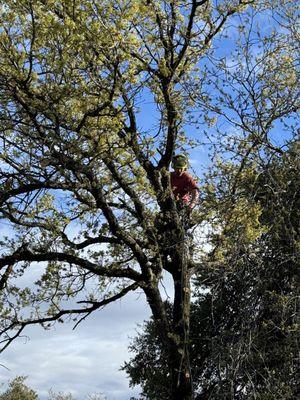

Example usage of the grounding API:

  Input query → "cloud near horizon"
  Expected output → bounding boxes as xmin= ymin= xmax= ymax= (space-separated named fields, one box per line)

xmin=0 ymin=289 xmax=152 ymax=400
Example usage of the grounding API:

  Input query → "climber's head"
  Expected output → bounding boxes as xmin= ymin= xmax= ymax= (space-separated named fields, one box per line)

xmin=172 ymin=154 xmax=188 ymax=174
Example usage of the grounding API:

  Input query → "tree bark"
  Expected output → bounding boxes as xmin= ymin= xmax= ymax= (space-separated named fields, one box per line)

xmin=144 ymin=237 xmax=194 ymax=400
xmin=149 ymin=171 xmax=194 ymax=399
xmin=170 ymin=240 xmax=193 ymax=400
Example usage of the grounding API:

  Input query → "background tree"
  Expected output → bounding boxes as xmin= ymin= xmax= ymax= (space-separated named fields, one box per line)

xmin=0 ymin=376 xmax=106 ymax=400
xmin=48 ymin=390 xmax=76 ymax=400
xmin=0 ymin=376 xmax=38 ymax=400
xmin=48 ymin=390 xmax=106 ymax=400
xmin=0 ymin=1 xmax=298 ymax=399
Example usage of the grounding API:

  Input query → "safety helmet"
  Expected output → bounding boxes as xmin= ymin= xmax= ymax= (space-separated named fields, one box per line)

xmin=172 ymin=154 xmax=188 ymax=169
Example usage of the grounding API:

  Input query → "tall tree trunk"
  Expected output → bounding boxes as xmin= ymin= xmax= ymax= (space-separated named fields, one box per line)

xmin=170 ymin=240 xmax=193 ymax=400
xmin=148 ymin=189 xmax=194 ymax=399
xmin=143 ymin=241 xmax=193 ymax=399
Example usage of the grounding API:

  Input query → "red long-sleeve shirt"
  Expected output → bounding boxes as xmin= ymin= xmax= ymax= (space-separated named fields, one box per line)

xmin=170 ymin=171 xmax=198 ymax=204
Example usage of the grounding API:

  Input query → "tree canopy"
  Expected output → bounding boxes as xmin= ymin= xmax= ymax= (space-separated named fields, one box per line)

xmin=0 ymin=376 xmax=106 ymax=400
xmin=0 ymin=1 xmax=299 ymax=399
xmin=0 ymin=376 xmax=38 ymax=400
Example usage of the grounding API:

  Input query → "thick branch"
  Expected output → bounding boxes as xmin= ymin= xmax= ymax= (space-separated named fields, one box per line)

xmin=0 ymin=282 xmax=139 ymax=353
xmin=173 ymin=0 xmax=209 ymax=70
xmin=0 ymin=246 xmax=141 ymax=281
xmin=0 ymin=181 xmax=68 ymax=206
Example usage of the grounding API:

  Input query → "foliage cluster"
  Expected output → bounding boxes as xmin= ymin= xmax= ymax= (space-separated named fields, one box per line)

xmin=0 ymin=376 xmax=106 ymax=400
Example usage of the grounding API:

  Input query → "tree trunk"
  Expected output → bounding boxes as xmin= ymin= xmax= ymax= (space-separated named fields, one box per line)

xmin=170 ymin=240 xmax=193 ymax=400
xmin=149 ymin=190 xmax=194 ymax=399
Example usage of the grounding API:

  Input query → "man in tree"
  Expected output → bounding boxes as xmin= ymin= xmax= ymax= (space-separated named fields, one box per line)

xmin=171 ymin=154 xmax=199 ymax=212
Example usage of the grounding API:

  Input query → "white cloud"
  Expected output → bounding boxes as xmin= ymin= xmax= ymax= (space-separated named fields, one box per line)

xmin=0 ymin=291 xmax=151 ymax=400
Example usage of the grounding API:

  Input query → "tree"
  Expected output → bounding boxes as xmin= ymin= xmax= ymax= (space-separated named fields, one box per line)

xmin=0 ymin=376 xmax=38 ymax=400
xmin=0 ymin=1 xmax=298 ymax=399
xmin=123 ymin=142 xmax=300 ymax=399
xmin=48 ymin=390 xmax=75 ymax=400
xmin=0 ymin=377 xmax=106 ymax=400
xmin=48 ymin=389 xmax=106 ymax=400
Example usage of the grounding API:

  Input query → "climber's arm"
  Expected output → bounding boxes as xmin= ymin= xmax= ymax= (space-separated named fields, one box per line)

xmin=189 ymin=188 xmax=199 ymax=209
